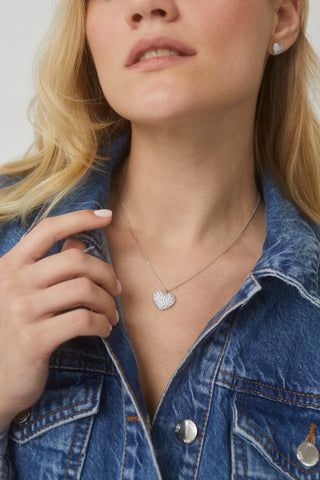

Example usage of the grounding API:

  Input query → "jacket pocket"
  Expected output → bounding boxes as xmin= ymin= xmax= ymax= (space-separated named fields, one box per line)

xmin=9 ymin=368 xmax=104 ymax=444
xmin=7 ymin=348 xmax=118 ymax=480
xmin=233 ymin=392 xmax=320 ymax=480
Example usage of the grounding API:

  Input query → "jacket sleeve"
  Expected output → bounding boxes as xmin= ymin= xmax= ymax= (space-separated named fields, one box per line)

xmin=0 ymin=430 xmax=10 ymax=479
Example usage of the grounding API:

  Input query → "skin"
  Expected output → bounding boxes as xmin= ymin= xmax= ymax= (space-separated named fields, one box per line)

xmin=0 ymin=0 xmax=300 ymax=428
xmin=85 ymin=0 xmax=300 ymax=242
xmin=87 ymin=0 xmax=275 ymax=124
xmin=86 ymin=0 xmax=300 ymax=418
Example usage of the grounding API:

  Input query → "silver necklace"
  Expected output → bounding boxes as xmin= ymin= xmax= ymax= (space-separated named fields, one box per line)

xmin=117 ymin=183 xmax=261 ymax=311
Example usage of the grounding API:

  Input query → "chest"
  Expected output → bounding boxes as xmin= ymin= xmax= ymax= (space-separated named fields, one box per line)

xmin=106 ymin=228 xmax=262 ymax=419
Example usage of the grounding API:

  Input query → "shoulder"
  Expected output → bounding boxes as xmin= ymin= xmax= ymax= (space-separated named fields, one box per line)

xmin=0 ymin=210 xmax=40 ymax=257
xmin=0 ymin=174 xmax=27 ymax=256
xmin=305 ymin=219 xmax=320 ymax=292
xmin=307 ymin=219 xmax=320 ymax=243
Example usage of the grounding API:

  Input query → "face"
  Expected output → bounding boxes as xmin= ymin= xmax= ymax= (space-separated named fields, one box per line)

xmin=86 ymin=0 xmax=275 ymax=126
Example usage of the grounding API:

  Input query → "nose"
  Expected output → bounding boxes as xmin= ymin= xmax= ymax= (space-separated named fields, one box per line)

xmin=126 ymin=0 xmax=179 ymax=28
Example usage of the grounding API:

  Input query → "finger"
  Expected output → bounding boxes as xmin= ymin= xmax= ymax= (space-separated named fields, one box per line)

xmin=62 ymin=237 xmax=89 ymax=252
xmin=30 ymin=277 xmax=119 ymax=326
xmin=30 ymin=309 xmax=113 ymax=355
xmin=29 ymin=248 xmax=121 ymax=297
xmin=6 ymin=209 xmax=112 ymax=265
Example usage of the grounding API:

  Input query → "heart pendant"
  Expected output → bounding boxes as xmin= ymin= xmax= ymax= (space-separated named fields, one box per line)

xmin=153 ymin=290 xmax=176 ymax=311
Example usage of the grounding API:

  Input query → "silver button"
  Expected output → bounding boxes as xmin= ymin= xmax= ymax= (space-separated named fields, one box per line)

xmin=175 ymin=419 xmax=198 ymax=444
xmin=14 ymin=408 xmax=31 ymax=424
xmin=297 ymin=441 xmax=320 ymax=467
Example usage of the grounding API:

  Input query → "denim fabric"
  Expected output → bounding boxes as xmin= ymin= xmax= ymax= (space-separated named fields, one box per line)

xmin=1 ymin=133 xmax=320 ymax=479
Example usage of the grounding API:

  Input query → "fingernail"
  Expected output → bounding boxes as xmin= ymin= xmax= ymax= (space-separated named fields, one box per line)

xmin=117 ymin=280 xmax=122 ymax=295
xmin=116 ymin=310 xmax=120 ymax=323
xmin=94 ymin=209 xmax=112 ymax=218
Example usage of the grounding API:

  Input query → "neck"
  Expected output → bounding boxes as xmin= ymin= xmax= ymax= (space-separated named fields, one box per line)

xmin=113 ymin=114 xmax=261 ymax=250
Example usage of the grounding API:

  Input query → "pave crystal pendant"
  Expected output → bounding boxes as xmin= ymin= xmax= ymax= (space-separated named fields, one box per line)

xmin=153 ymin=290 xmax=176 ymax=311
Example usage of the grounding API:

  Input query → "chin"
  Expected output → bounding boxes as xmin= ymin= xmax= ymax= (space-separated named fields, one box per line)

xmin=111 ymin=86 xmax=195 ymax=124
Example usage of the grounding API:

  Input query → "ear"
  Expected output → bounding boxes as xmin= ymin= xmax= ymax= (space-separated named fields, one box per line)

xmin=269 ymin=0 xmax=300 ymax=55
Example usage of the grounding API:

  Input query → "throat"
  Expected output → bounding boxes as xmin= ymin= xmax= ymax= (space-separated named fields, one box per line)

xmin=115 ymin=179 xmax=261 ymax=312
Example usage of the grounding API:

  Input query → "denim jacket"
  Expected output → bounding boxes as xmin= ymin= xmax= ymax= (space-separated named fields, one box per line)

xmin=1 ymin=133 xmax=320 ymax=479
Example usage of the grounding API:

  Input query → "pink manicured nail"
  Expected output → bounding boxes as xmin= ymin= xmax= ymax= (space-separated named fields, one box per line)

xmin=117 ymin=280 xmax=122 ymax=295
xmin=94 ymin=209 xmax=112 ymax=218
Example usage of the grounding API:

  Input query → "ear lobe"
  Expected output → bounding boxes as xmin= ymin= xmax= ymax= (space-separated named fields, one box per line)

xmin=270 ymin=0 xmax=300 ymax=54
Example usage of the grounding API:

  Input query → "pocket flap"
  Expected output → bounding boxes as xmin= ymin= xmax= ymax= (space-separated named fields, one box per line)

xmin=234 ymin=393 xmax=320 ymax=479
xmin=9 ymin=369 xmax=103 ymax=444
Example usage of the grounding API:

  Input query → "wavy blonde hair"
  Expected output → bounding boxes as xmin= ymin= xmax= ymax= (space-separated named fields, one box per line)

xmin=0 ymin=0 xmax=128 ymax=222
xmin=0 ymin=0 xmax=319 ymax=223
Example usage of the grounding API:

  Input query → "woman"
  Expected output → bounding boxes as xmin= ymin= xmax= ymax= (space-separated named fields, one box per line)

xmin=1 ymin=0 xmax=320 ymax=478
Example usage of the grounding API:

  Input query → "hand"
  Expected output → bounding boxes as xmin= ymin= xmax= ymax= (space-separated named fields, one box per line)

xmin=0 ymin=210 xmax=120 ymax=432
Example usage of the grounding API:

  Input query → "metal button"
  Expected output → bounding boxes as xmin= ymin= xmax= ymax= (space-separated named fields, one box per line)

xmin=14 ymin=408 xmax=31 ymax=424
xmin=297 ymin=441 xmax=320 ymax=467
xmin=175 ymin=419 xmax=198 ymax=444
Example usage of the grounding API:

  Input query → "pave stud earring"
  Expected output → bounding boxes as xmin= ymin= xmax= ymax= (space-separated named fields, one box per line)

xmin=273 ymin=43 xmax=284 ymax=55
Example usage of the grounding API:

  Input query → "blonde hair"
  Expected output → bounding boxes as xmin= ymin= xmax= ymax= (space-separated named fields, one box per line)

xmin=0 ymin=0 xmax=319 ymax=223
xmin=255 ymin=0 xmax=320 ymax=222
xmin=0 ymin=0 xmax=127 ymax=222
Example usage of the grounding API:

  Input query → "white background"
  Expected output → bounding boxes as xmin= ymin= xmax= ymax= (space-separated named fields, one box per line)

xmin=0 ymin=1 xmax=319 ymax=165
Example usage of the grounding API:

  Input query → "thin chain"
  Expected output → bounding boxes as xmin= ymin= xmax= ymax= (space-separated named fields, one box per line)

xmin=117 ymin=183 xmax=261 ymax=293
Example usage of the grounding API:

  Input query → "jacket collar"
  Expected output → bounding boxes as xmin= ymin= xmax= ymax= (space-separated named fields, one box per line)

xmin=254 ymin=175 xmax=320 ymax=302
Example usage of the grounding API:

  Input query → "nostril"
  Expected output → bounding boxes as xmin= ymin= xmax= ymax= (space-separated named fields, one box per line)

xmin=153 ymin=9 xmax=167 ymax=17
xmin=131 ymin=8 xmax=168 ymax=24
xmin=132 ymin=13 xmax=143 ymax=22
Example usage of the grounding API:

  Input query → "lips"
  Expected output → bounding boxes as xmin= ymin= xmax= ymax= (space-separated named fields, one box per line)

xmin=126 ymin=36 xmax=196 ymax=67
